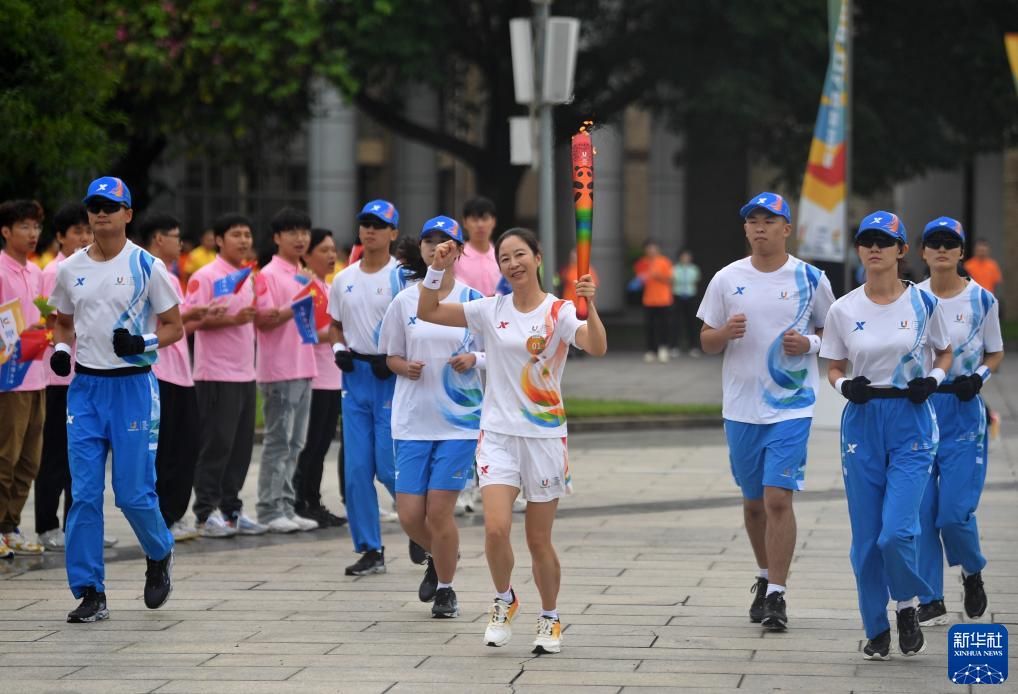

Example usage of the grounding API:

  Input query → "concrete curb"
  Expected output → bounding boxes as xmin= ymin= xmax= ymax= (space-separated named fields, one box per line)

xmin=252 ymin=415 xmax=723 ymax=443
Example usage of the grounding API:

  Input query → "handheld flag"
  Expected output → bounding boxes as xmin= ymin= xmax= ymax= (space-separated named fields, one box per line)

xmin=18 ymin=327 xmax=51 ymax=362
xmin=212 ymin=264 xmax=254 ymax=298
xmin=0 ymin=298 xmax=26 ymax=365
xmin=292 ymin=281 xmax=329 ymax=329
xmin=291 ymin=295 xmax=318 ymax=344
xmin=0 ymin=342 xmax=31 ymax=391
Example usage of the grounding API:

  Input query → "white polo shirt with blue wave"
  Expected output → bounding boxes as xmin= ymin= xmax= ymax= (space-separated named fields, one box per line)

xmin=916 ymin=279 xmax=1002 ymax=382
xmin=698 ymin=255 xmax=835 ymax=424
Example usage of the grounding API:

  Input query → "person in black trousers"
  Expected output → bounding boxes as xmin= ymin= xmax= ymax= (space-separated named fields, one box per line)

xmin=293 ymin=228 xmax=346 ymax=527
xmin=140 ymin=213 xmax=208 ymax=541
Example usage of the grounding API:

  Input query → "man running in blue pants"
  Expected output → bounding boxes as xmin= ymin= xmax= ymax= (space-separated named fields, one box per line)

xmin=327 ymin=200 xmax=406 ymax=575
xmin=50 ymin=177 xmax=182 ymax=623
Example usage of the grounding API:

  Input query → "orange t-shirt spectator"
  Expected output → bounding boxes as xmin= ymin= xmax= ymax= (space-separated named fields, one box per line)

xmin=964 ymin=240 xmax=1002 ymax=294
xmin=639 ymin=254 xmax=674 ymax=307
xmin=559 ymin=249 xmax=599 ymax=305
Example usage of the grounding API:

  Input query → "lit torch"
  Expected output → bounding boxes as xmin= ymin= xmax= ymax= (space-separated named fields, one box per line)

xmin=571 ymin=121 xmax=594 ymax=320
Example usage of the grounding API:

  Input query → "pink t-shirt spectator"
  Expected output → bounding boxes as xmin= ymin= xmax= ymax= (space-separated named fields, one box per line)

xmin=187 ymin=255 xmax=256 ymax=383
xmin=255 ymin=256 xmax=317 ymax=383
xmin=41 ymin=252 xmax=75 ymax=387
xmin=152 ymin=274 xmax=194 ymax=388
xmin=310 ymin=277 xmax=341 ymax=391
xmin=456 ymin=244 xmax=501 ymax=297
xmin=0 ymin=250 xmax=46 ymax=391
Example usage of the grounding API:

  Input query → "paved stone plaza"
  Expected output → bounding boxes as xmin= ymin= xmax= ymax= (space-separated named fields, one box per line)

xmin=1 ymin=355 xmax=1016 ymax=692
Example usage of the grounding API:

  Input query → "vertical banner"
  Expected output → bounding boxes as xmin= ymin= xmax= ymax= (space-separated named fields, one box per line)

xmin=1006 ymin=33 xmax=1018 ymax=94
xmin=797 ymin=0 xmax=849 ymax=263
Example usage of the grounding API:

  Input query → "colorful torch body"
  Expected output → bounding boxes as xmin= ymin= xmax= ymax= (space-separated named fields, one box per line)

xmin=571 ymin=130 xmax=594 ymax=320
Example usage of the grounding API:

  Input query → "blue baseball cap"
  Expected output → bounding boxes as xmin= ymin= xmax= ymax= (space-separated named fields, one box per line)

xmin=420 ymin=215 xmax=464 ymax=243
xmin=83 ymin=176 xmax=132 ymax=207
xmin=856 ymin=211 xmax=906 ymax=243
xmin=922 ymin=216 xmax=965 ymax=243
xmin=739 ymin=192 xmax=791 ymax=223
xmin=357 ymin=199 xmax=399 ymax=228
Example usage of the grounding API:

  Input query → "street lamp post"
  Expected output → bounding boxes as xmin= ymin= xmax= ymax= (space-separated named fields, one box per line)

xmin=534 ymin=0 xmax=556 ymax=291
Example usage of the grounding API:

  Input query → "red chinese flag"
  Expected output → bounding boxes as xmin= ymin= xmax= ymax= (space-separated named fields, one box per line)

xmin=18 ymin=328 xmax=51 ymax=362
xmin=293 ymin=282 xmax=330 ymax=330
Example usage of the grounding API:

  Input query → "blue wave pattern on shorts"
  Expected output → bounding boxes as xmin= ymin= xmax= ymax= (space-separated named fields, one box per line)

xmin=116 ymin=248 xmax=156 ymax=367
xmin=762 ymin=261 xmax=820 ymax=410
xmin=891 ymin=285 xmax=936 ymax=388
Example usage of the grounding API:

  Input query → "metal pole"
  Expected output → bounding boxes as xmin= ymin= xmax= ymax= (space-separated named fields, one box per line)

xmin=534 ymin=0 xmax=557 ymax=291
xmin=842 ymin=0 xmax=853 ymax=293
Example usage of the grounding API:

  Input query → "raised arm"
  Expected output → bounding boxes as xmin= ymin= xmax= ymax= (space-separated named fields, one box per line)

xmin=417 ymin=240 xmax=467 ymax=328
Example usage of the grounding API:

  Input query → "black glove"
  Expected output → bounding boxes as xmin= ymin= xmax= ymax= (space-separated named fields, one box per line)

xmin=840 ymin=376 xmax=872 ymax=404
xmin=112 ymin=328 xmax=146 ymax=357
xmin=334 ymin=348 xmax=354 ymax=373
xmin=370 ymin=356 xmax=393 ymax=380
xmin=953 ymin=373 xmax=984 ymax=402
xmin=906 ymin=376 xmax=938 ymax=404
xmin=50 ymin=350 xmax=71 ymax=377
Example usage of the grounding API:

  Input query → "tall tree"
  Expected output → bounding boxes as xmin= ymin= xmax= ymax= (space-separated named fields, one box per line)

xmin=321 ymin=0 xmax=669 ymax=227
xmin=96 ymin=0 xmax=354 ymax=213
xmin=0 ymin=0 xmax=118 ymax=209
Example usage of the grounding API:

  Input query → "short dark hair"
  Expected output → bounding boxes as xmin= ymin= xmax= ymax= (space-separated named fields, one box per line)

xmin=0 ymin=199 xmax=44 ymax=230
xmin=212 ymin=213 xmax=253 ymax=238
xmin=463 ymin=196 xmax=496 ymax=219
xmin=53 ymin=203 xmax=88 ymax=237
xmin=271 ymin=207 xmax=312 ymax=234
xmin=308 ymin=227 xmax=333 ymax=254
xmin=136 ymin=212 xmax=181 ymax=248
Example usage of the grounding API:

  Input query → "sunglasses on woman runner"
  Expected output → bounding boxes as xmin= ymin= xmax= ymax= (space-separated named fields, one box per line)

xmin=855 ymin=232 xmax=899 ymax=249
xmin=922 ymin=233 xmax=963 ymax=251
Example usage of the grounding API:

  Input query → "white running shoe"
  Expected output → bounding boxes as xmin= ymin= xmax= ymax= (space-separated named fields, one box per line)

xmin=197 ymin=512 xmax=237 ymax=538
xmin=483 ymin=596 xmax=521 ymax=647
xmin=103 ymin=534 xmax=119 ymax=548
xmin=266 ymin=516 xmax=301 ymax=533
xmin=288 ymin=514 xmax=318 ymax=532
xmin=38 ymin=528 xmax=66 ymax=551
xmin=379 ymin=505 xmax=400 ymax=523
xmin=3 ymin=529 xmax=44 ymax=555
xmin=532 ymin=616 xmax=563 ymax=654
xmin=170 ymin=522 xmax=199 ymax=542
xmin=657 ymin=346 xmax=670 ymax=363
xmin=226 ymin=514 xmax=269 ymax=536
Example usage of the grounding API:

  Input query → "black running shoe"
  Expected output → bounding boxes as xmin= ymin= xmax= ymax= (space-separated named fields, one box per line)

xmin=345 ymin=548 xmax=386 ymax=576
xmin=409 ymin=539 xmax=428 ymax=565
xmin=67 ymin=587 xmax=109 ymax=623
xmin=963 ymin=572 xmax=987 ymax=619
xmin=432 ymin=587 xmax=459 ymax=618
xmin=917 ymin=599 xmax=949 ymax=626
xmin=749 ymin=577 xmax=768 ymax=623
xmin=862 ymin=629 xmax=891 ymax=660
xmin=318 ymin=507 xmax=347 ymax=528
xmin=419 ymin=555 xmax=438 ymax=602
xmin=896 ymin=606 xmax=926 ymax=656
xmin=761 ymin=591 xmax=788 ymax=632
xmin=144 ymin=551 xmax=173 ymax=609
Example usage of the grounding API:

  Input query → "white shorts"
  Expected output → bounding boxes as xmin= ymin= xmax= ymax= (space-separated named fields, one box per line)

xmin=476 ymin=431 xmax=572 ymax=502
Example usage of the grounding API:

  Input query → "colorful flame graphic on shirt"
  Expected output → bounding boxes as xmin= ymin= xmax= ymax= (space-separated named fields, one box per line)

xmin=520 ymin=300 xmax=569 ymax=427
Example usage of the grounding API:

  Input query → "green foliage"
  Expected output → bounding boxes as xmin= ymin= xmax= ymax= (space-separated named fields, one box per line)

xmin=0 ymin=0 xmax=118 ymax=205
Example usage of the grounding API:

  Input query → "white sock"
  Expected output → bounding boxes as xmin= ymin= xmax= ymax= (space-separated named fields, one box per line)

xmin=896 ymin=598 xmax=918 ymax=611
xmin=540 ymin=609 xmax=559 ymax=620
xmin=758 ymin=568 xmax=769 ymax=580
xmin=437 ymin=582 xmax=452 ymax=590
xmin=766 ymin=583 xmax=785 ymax=597
xmin=496 ymin=587 xmax=514 ymax=603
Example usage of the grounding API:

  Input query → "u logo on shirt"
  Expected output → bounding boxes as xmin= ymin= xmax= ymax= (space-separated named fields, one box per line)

xmin=955 ymin=313 xmax=966 ymax=323
xmin=898 ymin=320 xmax=913 ymax=330
xmin=778 ymin=290 xmax=790 ymax=300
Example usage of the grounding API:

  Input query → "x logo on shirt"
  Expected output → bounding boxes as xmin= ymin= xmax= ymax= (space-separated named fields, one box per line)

xmin=345 ymin=285 xmax=353 ymax=293
xmin=853 ymin=321 xmax=866 ymax=332
xmin=75 ymin=277 xmax=85 ymax=287
xmin=497 ymin=321 xmax=509 ymax=329
xmin=732 ymin=286 xmax=745 ymax=295
xmin=408 ymin=316 xmax=417 ymax=326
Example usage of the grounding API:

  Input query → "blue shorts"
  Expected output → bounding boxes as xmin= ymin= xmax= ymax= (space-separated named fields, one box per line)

xmin=394 ymin=439 xmax=477 ymax=495
xmin=724 ymin=418 xmax=811 ymax=499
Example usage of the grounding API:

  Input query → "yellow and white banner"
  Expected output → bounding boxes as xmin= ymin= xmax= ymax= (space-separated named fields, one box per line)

xmin=797 ymin=0 xmax=849 ymax=263
xmin=1006 ymin=33 xmax=1018 ymax=95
